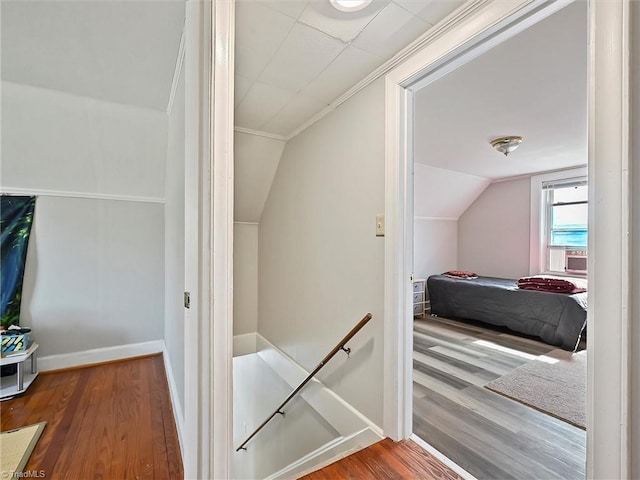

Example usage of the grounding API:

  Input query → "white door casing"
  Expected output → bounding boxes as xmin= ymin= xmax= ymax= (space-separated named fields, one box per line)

xmin=383 ymin=0 xmax=633 ymax=477
xmin=183 ymin=0 xmax=235 ymax=478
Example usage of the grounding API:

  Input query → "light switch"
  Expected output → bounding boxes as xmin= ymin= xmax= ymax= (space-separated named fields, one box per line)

xmin=376 ymin=214 xmax=385 ymax=236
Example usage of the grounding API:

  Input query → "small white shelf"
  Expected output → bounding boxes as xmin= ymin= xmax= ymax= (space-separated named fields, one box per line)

xmin=1 ymin=343 xmax=39 ymax=401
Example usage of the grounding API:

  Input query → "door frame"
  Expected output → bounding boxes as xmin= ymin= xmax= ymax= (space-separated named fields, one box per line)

xmin=183 ymin=0 xmax=235 ymax=478
xmin=383 ymin=0 xmax=632 ymax=477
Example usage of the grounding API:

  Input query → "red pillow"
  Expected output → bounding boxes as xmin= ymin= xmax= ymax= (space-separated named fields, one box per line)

xmin=443 ymin=270 xmax=478 ymax=279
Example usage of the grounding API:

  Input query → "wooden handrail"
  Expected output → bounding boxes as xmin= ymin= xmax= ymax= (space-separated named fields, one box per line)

xmin=235 ymin=313 xmax=373 ymax=452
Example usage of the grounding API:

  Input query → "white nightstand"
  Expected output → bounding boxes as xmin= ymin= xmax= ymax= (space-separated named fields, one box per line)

xmin=412 ymin=279 xmax=426 ymax=318
xmin=1 ymin=343 xmax=39 ymax=400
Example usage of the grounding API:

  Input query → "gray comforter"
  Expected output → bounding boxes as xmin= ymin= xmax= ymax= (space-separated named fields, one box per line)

xmin=427 ymin=275 xmax=587 ymax=351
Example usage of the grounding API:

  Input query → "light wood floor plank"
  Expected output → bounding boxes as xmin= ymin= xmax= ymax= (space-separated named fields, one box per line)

xmin=413 ymin=317 xmax=585 ymax=480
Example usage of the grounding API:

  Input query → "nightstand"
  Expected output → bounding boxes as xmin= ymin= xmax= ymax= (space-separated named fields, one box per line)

xmin=413 ymin=279 xmax=426 ymax=318
xmin=1 ymin=343 xmax=39 ymax=400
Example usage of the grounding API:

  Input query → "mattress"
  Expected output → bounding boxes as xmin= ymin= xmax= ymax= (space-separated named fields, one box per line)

xmin=427 ymin=274 xmax=587 ymax=351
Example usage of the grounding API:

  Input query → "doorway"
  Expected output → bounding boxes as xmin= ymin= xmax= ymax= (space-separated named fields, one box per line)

xmin=382 ymin=0 xmax=633 ymax=478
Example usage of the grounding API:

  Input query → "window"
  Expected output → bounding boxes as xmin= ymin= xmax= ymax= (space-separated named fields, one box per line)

xmin=542 ymin=178 xmax=588 ymax=275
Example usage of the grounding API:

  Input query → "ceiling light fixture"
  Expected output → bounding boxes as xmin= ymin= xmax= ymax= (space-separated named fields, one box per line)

xmin=329 ymin=0 xmax=372 ymax=12
xmin=490 ymin=136 xmax=523 ymax=156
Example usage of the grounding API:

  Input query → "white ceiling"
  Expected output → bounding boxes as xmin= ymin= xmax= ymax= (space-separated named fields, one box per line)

xmin=1 ymin=0 xmax=185 ymax=112
xmin=234 ymin=0 xmax=465 ymax=137
xmin=413 ymin=1 xmax=588 ymax=180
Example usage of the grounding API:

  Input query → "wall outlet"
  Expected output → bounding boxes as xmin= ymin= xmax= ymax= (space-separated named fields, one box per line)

xmin=376 ymin=214 xmax=385 ymax=236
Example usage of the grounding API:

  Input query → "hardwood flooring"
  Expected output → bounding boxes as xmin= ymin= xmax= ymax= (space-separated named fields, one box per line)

xmin=413 ymin=317 xmax=586 ymax=480
xmin=299 ymin=438 xmax=464 ymax=480
xmin=1 ymin=354 xmax=182 ymax=480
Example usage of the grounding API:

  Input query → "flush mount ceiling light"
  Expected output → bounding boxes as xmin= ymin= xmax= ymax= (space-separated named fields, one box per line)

xmin=329 ymin=0 xmax=372 ymax=12
xmin=490 ymin=136 xmax=523 ymax=156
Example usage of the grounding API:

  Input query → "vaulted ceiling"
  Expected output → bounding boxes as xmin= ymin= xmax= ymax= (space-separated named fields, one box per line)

xmin=1 ymin=0 xmax=185 ymax=112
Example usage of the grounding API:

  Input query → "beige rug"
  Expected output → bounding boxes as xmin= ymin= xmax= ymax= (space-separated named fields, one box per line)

xmin=0 ymin=422 xmax=46 ymax=477
xmin=485 ymin=349 xmax=586 ymax=429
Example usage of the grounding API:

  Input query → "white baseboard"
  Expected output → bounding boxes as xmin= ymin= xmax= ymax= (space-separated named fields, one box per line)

xmin=38 ymin=340 xmax=164 ymax=372
xmin=233 ymin=332 xmax=257 ymax=357
xmin=162 ymin=347 xmax=185 ymax=460
xmin=268 ymin=427 xmax=382 ymax=480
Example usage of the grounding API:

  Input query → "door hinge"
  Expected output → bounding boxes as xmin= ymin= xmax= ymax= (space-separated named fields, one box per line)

xmin=184 ymin=291 xmax=191 ymax=309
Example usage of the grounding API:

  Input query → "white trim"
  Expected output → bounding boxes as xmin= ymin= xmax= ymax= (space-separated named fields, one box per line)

xmin=167 ymin=27 xmax=186 ymax=116
xmin=0 ymin=187 xmax=164 ymax=204
xmin=38 ymin=340 xmax=164 ymax=372
xmin=162 ymin=346 xmax=185 ymax=460
xmin=183 ymin=0 xmax=211 ymax=477
xmin=409 ymin=434 xmax=477 ymax=480
xmin=587 ymin=0 xmax=631 ymax=477
xmin=528 ymin=166 xmax=588 ymax=275
xmin=285 ymin=105 xmax=336 ymax=141
xmin=233 ymin=332 xmax=257 ymax=357
xmin=413 ymin=216 xmax=457 ymax=221
xmin=234 ymin=221 xmax=259 ymax=226
xmin=210 ymin=0 xmax=235 ymax=478
xmin=234 ymin=126 xmax=286 ymax=141
xmin=268 ymin=428 xmax=382 ymax=480
xmin=385 ymin=0 xmax=633 ymax=476
xmin=489 ymin=165 xmax=586 ymax=184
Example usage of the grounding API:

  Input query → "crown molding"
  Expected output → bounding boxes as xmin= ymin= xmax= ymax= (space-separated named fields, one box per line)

xmin=234 ymin=126 xmax=286 ymax=141
xmin=284 ymin=0 xmax=490 ymax=141
xmin=0 ymin=186 xmax=164 ymax=204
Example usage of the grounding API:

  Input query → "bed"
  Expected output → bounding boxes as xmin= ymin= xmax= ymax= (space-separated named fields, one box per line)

xmin=426 ymin=274 xmax=587 ymax=351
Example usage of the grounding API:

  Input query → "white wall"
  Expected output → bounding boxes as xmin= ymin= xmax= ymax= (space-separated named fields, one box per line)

xmin=20 ymin=196 xmax=164 ymax=356
xmin=165 ymin=60 xmax=185 ymax=414
xmin=412 ymin=163 xmax=488 ymax=287
xmin=1 ymin=82 xmax=166 ymax=198
xmin=457 ymin=177 xmax=531 ymax=279
xmin=414 ymin=219 xmax=457 ymax=291
xmin=259 ymin=79 xmax=385 ymax=426
xmin=234 ymin=223 xmax=258 ymax=336
xmin=1 ymin=82 xmax=167 ymax=357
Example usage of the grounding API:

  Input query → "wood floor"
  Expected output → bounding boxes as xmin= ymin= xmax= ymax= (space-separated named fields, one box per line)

xmin=299 ymin=438 xmax=464 ymax=480
xmin=413 ymin=316 xmax=586 ymax=480
xmin=1 ymin=354 xmax=182 ymax=480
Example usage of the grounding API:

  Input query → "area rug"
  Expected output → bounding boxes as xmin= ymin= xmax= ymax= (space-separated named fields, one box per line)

xmin=0 ymin=422 xmax=46 ymax=477
xmin=485 ymin=349 xmax=586 ymax=429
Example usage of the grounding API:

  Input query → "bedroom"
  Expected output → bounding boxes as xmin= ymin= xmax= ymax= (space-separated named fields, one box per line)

xmin=410 ymin=2 xmax=589 ymax=478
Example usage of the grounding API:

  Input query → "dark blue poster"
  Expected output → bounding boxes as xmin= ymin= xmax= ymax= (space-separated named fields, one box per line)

xmin=1 ymin=196 xmax=36 ymax=328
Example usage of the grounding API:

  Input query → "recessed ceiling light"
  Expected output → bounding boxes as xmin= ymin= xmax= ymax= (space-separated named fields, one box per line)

xmin=329 ymin=0 xmax=373 ymax=13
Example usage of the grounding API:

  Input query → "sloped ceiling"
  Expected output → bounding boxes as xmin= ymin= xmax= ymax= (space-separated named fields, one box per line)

xmin=1 ymin=0 xmax=185 ymax=111
xmin=235 ymin=0 xmax=464 ymax=137
xmin=235 ymin=132 xmax=285 ymax=223
xmin=413 ymin=1 xmax=587 ymax=180
xmin=414 ymin=164 xmax=490 ymax=219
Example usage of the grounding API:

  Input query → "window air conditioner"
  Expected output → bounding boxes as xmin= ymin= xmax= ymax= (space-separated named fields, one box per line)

xmin=565 ymin=250 xmax=587 ymax=274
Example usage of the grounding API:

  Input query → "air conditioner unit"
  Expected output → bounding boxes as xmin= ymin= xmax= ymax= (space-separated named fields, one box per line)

xmin=565 ymin=250 xmax=587 ymax=274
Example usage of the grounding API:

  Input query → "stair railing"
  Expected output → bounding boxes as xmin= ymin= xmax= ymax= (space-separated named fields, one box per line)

xmin=235 ymin=312 xmax=373 ymax=452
